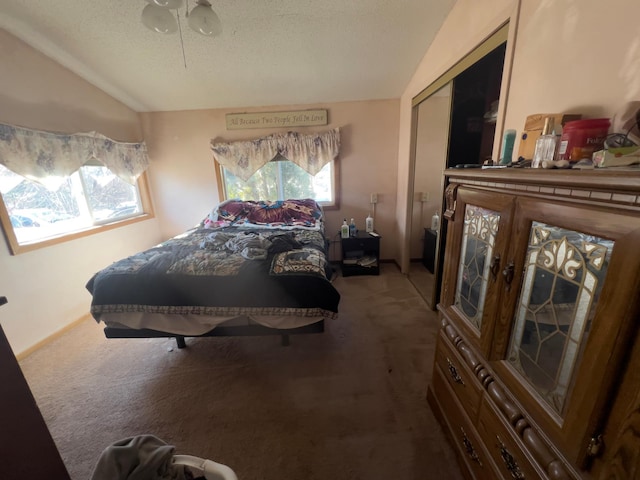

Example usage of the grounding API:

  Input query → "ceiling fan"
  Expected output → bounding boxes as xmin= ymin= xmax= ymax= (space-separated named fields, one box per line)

xmin=141 ymin=0 xmax=221 ymax=37
xmin=141 ymin=0 xmax=222 ymax=68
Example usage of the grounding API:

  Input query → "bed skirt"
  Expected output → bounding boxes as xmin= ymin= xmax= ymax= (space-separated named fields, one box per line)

xmin=102 ymin=315 xmax=326 ymax=347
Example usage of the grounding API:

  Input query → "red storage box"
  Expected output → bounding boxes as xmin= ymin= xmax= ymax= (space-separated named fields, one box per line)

xmin=557 ymin=118 xmax=610 ymax=162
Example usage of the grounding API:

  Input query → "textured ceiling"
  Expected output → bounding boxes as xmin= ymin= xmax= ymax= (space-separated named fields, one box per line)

xmin=0 ymin=1 xmax=456 ymax=112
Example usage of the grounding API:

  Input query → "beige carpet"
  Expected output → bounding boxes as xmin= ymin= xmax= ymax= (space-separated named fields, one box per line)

xmin=19 ymin=264 xmax=463 ymax=480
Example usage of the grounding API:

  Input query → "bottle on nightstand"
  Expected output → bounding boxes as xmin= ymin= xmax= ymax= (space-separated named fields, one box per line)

xmin=365 ymin=213 xmax=374 ymax=233
xmin=431 ymin=211 xmax=440 ymax=231
xmin=349 ymin=218 xmax=356 ymax=237
xmin=341 ymin=219 xmax=349 ymax=239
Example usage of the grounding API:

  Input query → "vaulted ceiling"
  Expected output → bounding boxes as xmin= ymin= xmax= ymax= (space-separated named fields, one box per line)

xmin=0 ymin=1 xmax=456 ymax=112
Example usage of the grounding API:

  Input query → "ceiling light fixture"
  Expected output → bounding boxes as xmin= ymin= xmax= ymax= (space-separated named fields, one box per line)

xmin=141 ymin=0 xmax=221 ymax=67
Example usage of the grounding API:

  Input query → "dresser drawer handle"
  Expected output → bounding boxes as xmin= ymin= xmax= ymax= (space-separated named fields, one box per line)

xmin=496 ymin=436 xmax=525 ymax=479
xmin=461 ymin=428 xmax=482 ymax=466
xmin=446 ymin=358 xmax=465 ymax=385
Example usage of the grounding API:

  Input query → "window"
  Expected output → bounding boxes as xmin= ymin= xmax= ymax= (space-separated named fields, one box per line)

xmin=0 ymin=163 xmax=152 ymax=254
xmin=211 ymin=128 xmax=341 ymax=209
xmin=217 ymin=156 xmax=339 ymax=209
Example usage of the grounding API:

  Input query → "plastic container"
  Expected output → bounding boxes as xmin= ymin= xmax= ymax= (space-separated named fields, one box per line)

xmin=499 ymin=129 xmax=517 ymax=165
xmin=349 ymin=218 xmax=356 ymax=237
xmin=431 ymin=211 xmax=440 ymax=231
xmin=365 ymin=214 xmax=374 ymax=233
xmin=557 ymin=118 xmax=610 ymax=162
xmin=341 ymin=219 xmax=349 ymax=238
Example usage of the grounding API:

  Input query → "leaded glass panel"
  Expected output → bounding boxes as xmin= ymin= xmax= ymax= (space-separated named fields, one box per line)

xmin=507 ymin=222 xmax=613 ymax=417
xmin=454 ymin=205 xmax=500 ymax=331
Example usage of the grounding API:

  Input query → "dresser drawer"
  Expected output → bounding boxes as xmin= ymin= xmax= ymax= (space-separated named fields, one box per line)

xmin=477 ymin=396 xmax=548 ymax=480
xmin=435 ymin=331 xmax=483 ymax=421
xmin=432 ymin=363 xmax=497 ymax=480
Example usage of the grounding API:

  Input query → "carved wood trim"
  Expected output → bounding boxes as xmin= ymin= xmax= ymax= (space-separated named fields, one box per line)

xmin=445 ymin=168 xmax=640 ymax=196
xmin=444 ymin=184 xmax=458 ymax=221
xmin=440 ymin=317 xmax=574 ymax=480
xmin=445 ymin=170 xmax=640 ymax=214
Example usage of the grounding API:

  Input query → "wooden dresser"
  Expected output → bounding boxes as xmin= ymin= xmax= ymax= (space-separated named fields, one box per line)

xmin=427 ymin=168 xmax=640 ymax=479
xmin=0 ymin=297 xmax=71 ymax=479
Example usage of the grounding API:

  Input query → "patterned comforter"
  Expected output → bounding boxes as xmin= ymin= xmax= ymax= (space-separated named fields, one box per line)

xmin=86 ymin=224 xmax=340 ymax=327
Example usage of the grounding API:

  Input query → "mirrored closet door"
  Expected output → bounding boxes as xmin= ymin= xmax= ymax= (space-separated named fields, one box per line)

xmin=408 ymin=83 xmax=452 ymax=307
xmin=407 ymin=25 xmax=508 ymax=309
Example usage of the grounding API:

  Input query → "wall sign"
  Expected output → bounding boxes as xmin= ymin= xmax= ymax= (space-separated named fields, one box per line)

xmin=226 ymin=109 xmax=328 ymax=130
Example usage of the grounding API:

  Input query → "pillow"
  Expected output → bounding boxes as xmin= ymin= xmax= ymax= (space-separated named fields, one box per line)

xmin=205 ymin=199 xmax=323 ymax=229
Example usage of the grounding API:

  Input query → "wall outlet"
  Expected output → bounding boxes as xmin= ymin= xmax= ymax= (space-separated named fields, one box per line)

xmin=370 ymin=193 xmax=378 ymax=204
xmin=421 ymin=192 xmax=429 ymax=202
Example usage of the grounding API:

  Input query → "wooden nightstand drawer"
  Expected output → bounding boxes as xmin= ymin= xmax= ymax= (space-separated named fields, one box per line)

xmin=432 ymin=364 xmax=497 ymax=480
xmin=435 ymin=330 xmax=483 ymax=421
xmin=341 ymin=236 xmax=378 ymax=250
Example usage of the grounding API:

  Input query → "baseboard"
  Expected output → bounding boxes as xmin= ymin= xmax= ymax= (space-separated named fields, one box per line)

xmin=16 ymin=314 xmax=90 ymax=360
xmin=383 ymin=258 xmax=402 ymax=271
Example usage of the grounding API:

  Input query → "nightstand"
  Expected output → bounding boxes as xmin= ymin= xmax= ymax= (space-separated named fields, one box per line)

xmin=341 ymin=231 xmax=380 ymax=276
xmin=422 ymin=228 xmax=437 ymax=273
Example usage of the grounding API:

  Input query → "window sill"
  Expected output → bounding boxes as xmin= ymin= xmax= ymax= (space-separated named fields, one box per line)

xmin=4 ymin=212 xmax=155 ymax=255
xmin=321 ymin=203 xmax=339 ymax=211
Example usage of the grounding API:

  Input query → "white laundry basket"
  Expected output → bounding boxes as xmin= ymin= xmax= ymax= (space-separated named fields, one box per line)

xmin=173 ymin=455 xmax=238 ymax=480
xmin=90 ymin=435 xmax=238 ymax=480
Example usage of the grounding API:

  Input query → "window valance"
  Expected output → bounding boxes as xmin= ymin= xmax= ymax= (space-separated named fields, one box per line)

xmin=0 ymin=123 xmax=149 ymax=188
xmin=211 ymin=128 xmax=340 ymax=181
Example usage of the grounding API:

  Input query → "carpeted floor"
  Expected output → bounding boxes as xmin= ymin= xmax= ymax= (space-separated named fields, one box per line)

xmin=19 ymin=263 xmax=463 ymax=480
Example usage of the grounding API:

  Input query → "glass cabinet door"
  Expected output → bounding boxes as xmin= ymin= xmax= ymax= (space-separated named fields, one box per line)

xmin=491 ymin=198 xmax=640 ymax=465
xmin=505 ymin=222 xmax=613 ymax=417
xmin=454 ymin=204 xmax=501 ymax=333
xmin=441 ymin=187 xmax=514 ymax=355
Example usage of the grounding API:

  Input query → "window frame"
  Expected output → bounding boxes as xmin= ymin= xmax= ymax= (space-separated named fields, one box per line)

xmin=214 ymin=158 xmax=340 ymax=211
xmin=0 ymin=171 xmax=155 ymax=255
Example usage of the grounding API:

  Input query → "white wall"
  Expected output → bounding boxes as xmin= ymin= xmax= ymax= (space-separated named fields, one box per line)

xmin=0 ymin=29 xmax=163 ymax=355
xmin=396 ymin=0 xmax=640 ymax=271
xmin=140 ymin=100 xmax=400 ymax=261
xmin=504 ymin=0 xmax=640 ymax=143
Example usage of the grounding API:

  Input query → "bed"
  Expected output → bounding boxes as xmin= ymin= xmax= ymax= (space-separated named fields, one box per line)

xmin=86 ymin=199 xmax=340 ymax=347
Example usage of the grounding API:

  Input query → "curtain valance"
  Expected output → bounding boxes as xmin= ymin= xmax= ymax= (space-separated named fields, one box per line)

xmin=0 ymin=123 xmax=149 ymax=188
xmin=211 ymin=128 xmax=340 ymax=181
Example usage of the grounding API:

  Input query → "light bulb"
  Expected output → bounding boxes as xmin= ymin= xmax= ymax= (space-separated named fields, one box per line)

xmin=141 ymin=4 xmax=178 ymax=34
xmin=145 ymin=0 xmax=184 ymax=9
xmin=188 ymin=2 xmax=222 ymax=36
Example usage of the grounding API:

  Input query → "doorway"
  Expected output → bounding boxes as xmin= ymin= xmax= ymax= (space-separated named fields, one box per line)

xmin=407 ymin=28 xmax=508 ymax=309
